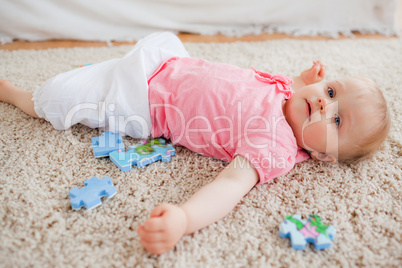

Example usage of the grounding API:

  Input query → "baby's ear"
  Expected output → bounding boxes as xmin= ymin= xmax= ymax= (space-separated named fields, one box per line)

xmin=310 ymin=151 xmax=337 ymax=164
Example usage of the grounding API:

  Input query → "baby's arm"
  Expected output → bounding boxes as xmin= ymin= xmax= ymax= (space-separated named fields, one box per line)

xmin=137 ymin=155 xmax=259 ymax=255
xmin=292 ymin=61 xmax=326 ymax=90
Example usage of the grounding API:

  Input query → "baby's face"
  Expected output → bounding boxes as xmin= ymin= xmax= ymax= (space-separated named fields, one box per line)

xmin=284 ymin=77 xmax=374 ymax=160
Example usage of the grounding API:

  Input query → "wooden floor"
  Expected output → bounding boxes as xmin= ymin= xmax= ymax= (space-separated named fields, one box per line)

xmin=0 ymin=32 xmax=398 ymax=51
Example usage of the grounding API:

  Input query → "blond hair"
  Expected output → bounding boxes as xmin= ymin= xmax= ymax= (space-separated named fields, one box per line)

xmin=339 ymin=77 xmax=391 ymax=164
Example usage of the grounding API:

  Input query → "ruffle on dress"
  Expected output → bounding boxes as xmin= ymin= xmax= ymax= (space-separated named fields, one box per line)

xmin=252 ymin=66 xmax=294 ymax=99
xmin=31 ymin=85 xmax=46 ymax=119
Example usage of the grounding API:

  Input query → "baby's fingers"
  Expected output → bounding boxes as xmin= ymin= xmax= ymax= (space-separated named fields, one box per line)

xmin=311 ymin=63 xmax=321 ymax=76
xmin=150 ymin=203 xmax=170 ymax=217
xmin=138 ymin=225 xmax=172 ymax=255
xmin=313 ymin=61 xmax=326 ymax=75
xmin=137 ymin=225 xmax=165 ymax=243
xmin=143 ymin=217 xmax=165 ymax=232
xmin=140 ymin=239 xmax=170 ymax=255
xmin=317 ymin=64 xmax=327 ymax=79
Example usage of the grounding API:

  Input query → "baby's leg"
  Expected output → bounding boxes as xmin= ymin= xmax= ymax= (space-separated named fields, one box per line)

xmin=0 ymin=79 xmax=40 ymax=118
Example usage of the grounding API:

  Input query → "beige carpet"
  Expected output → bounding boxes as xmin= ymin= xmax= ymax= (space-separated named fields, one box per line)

xmin=0 ymin=38 xmax=401 ymax=267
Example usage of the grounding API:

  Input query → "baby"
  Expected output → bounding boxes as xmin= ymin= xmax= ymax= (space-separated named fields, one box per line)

xmin=0 ymin=32 xmax=390 ymax=255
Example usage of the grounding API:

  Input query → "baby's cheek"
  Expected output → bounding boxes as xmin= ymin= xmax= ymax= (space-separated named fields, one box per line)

xmin=301 ymin=121 xmax=328 ymax=152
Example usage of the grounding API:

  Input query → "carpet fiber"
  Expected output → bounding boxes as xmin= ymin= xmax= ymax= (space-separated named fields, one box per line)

xmin=0 ymin=38 xmax=401 ymax=267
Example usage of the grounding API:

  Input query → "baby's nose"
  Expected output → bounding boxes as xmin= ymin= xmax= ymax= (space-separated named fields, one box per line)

xmin=318 ymin=98 xmax=326 ymax=114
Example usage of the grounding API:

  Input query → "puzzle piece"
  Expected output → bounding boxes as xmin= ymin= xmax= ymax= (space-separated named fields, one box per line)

xmin=92 ymin=131 xmax=125 ymax=158
xmin=69 ymin=176 xmax=117 ymax=210
xmin=74 ymin=63 xmax=92 ymax=68
xmin=109 ymin=138 xmax=175 ymax=172
xmin=279 ymin=214 xmax=336 ymax=250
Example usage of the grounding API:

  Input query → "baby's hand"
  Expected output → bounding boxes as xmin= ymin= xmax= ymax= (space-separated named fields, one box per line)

xmin=300 ymin=61 xmax=326 ymax=85
xmin=137 ymin=203 xmax=188 ymax=255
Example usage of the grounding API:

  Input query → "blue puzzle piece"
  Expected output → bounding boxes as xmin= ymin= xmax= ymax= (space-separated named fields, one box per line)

xmin=279 ymin=214 xmax=336 ymax=250
xmin=92 ymin=131 xmax=124 ymax=158
xmin=109 ymin=139 xmax=175 ymax=172
xmin=69 ymin=176 xmax=117 ymax=210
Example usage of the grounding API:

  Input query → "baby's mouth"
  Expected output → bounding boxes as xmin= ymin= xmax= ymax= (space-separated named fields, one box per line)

xmin=306 ymin=100 xmax=312 ymax=121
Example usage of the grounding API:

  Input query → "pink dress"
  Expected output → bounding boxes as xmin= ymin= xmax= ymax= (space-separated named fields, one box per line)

xmin=148 ymin=57 xmax=309 ymax=184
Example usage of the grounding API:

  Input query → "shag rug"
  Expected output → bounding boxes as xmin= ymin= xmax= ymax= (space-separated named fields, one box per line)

xmin=0 ymin=37 xmax=401 ymax=267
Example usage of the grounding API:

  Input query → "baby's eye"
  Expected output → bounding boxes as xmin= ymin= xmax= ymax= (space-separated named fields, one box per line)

xmin=334 ymin=114 xmax=341 ymax=127
xmin=327 ymin=87 xmax=335 ymax=98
